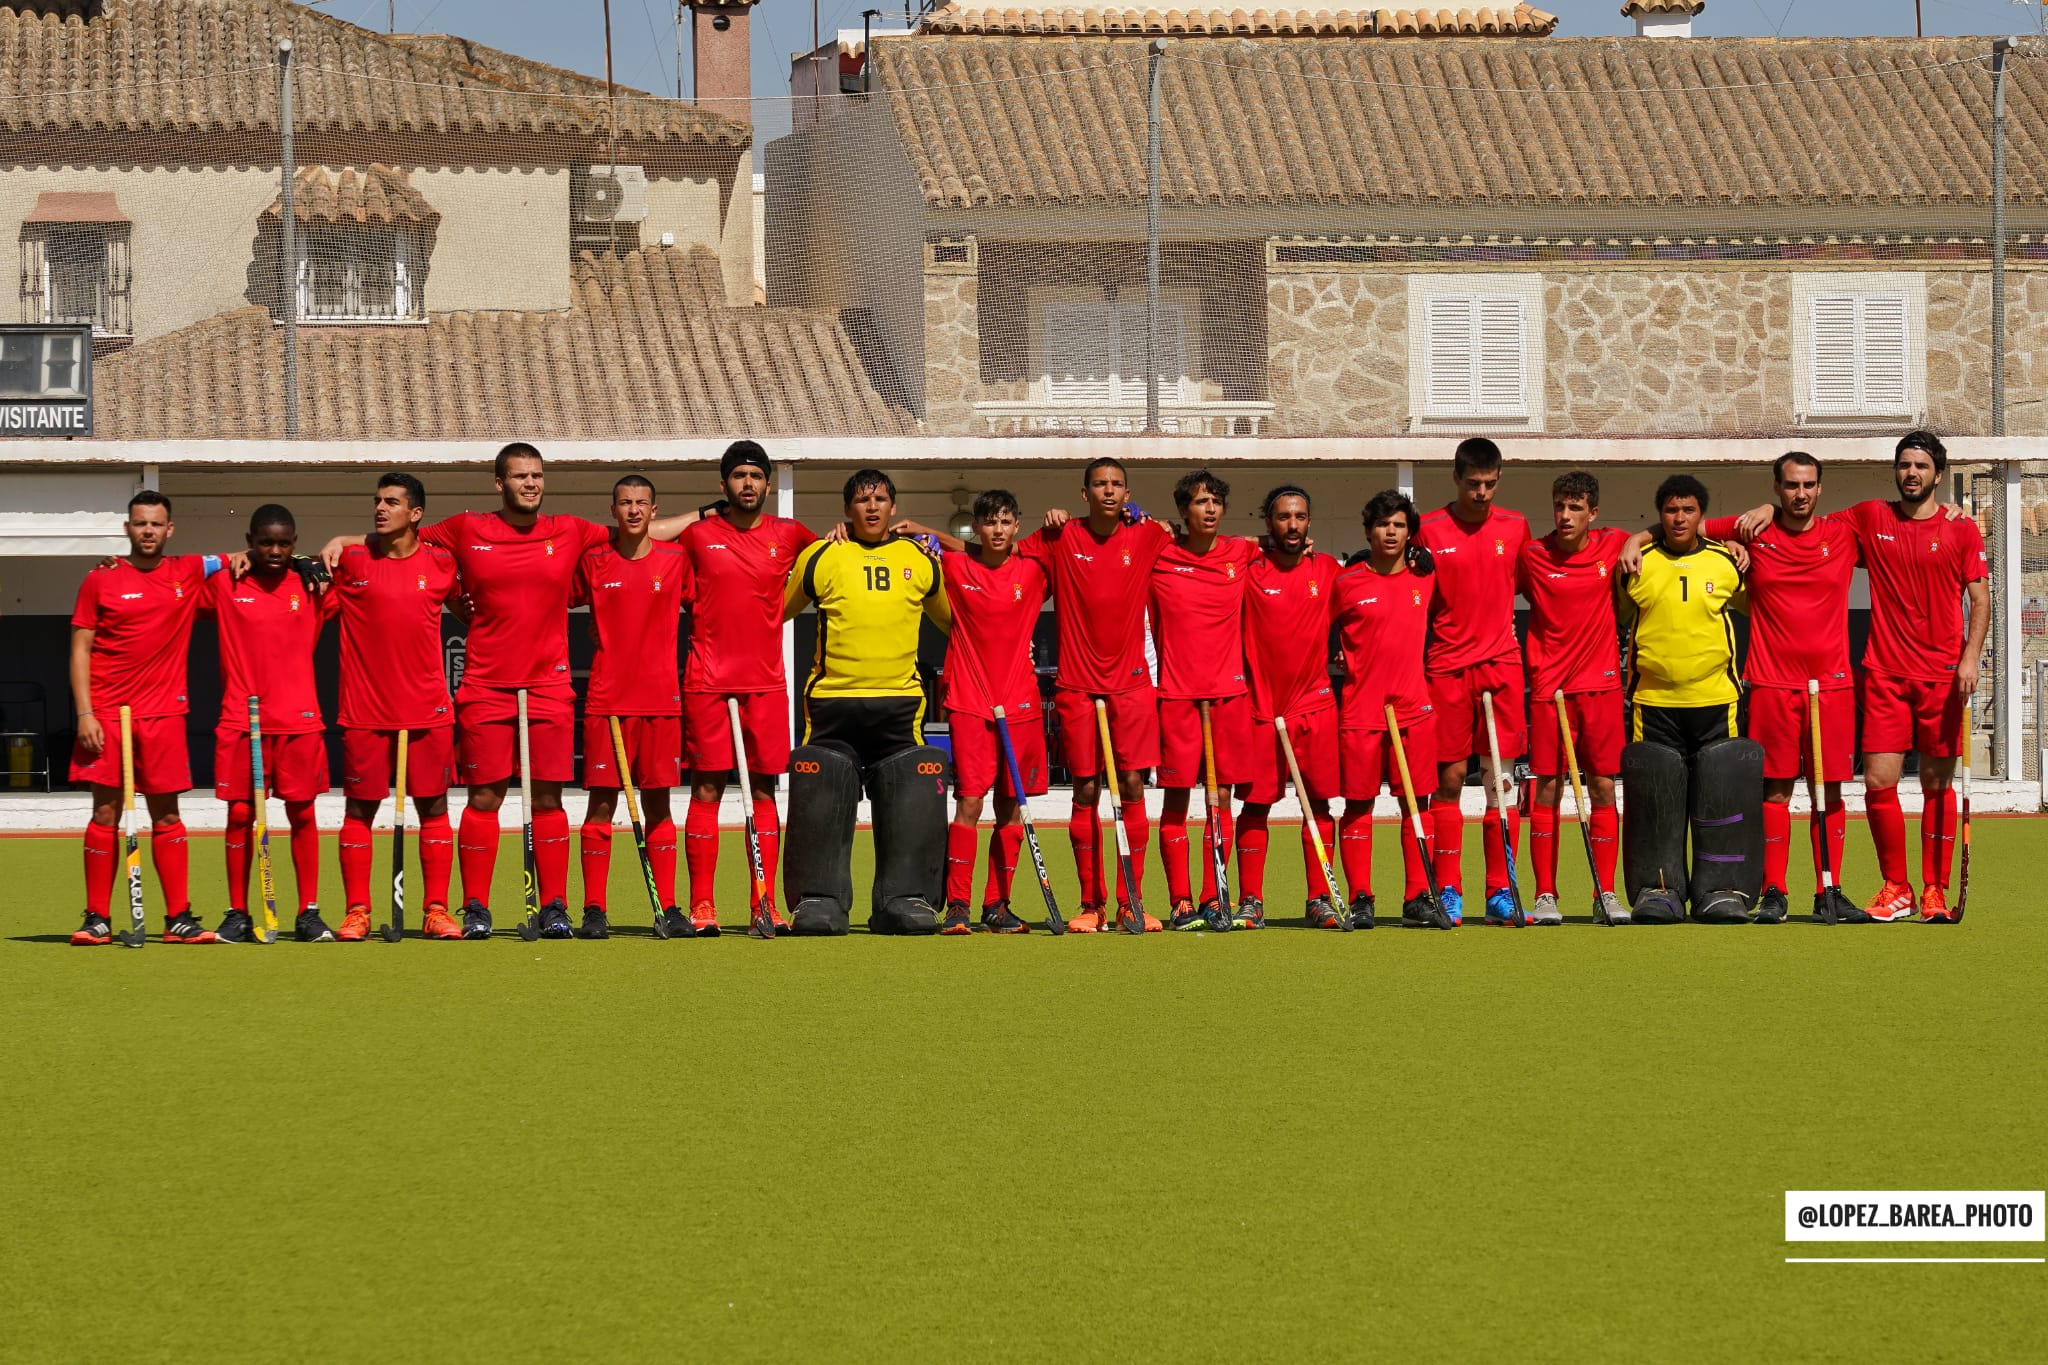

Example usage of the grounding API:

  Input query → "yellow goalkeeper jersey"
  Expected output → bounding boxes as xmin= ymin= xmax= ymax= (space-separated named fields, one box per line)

xmin=785 ymin=534 xmax=951 ymax=700
xmin=1619 ymin=539 xmax=1747 ymax=708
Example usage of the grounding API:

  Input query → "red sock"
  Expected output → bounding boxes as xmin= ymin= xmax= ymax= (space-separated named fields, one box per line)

xmin=1762 ymin=800 xmax=1791 ymax=891
xmin=458 ymin=807 xmax=500 ymax=907
xmin=285 ymin=801 xmax=320 ymax=911
xmin=224 ymin=801 xmax=255 ymax=911
xmin=1338 ymin=806 xmax=1374 ymax=897
xmin=1431 ymin=800 xmax=1463 ymax=892
xmin=534 ymin=808 xmax=570 ymax=906
xmin=752 ymin=798 xmax=781 ymax=908
xmin=1118 ymin=804 xmax=1149 ymax=907
xmin=1159 ymin=802 xmax=1192 ymax=904
xmin=1069 ymin=805 xmax=1103 ymax=906
xmin=151 ymin=819 xmax=190 ymax=916
xmin=340 ymin=813 xmax=374 ymax=910
xmin=1866 ymin=785 xmax=1908 ymax=884
xmin=1922 ymin=788 xmax=1957 ymax=889
xmin=1590 ymin=804 xmax=1620 ymax=893
xmin=1198 ymin=803 xmax=1235 ymax=903
xmin=1481 ymin=808 xmax=1518 ymax=894
xmin=684 ymin=798 xmax=719 ymax=907
xmin=580 ymin=820 xmax=612 ymax=910
xmin=1237 ymin=805 xmax=1270 ymax=899
xmin=990 ymin=822 xmax=1023 ymax=905
xmin=1403 ymin=798 xmax=1433 ymax=899
xmin=1304 ymin=811 xmax=1336 ymax=899
xmin=647 ymin=816 xmax=678 ymax=908
xmin=945 ymin=822 xmax=979 ymax=906
xmin=82 ymin=821 xmax=118 ymax=916
xmin=418 ymin=810 xmax=454 ymax=911
xmin=1531 ymin=801 xmax=1559 ymax=896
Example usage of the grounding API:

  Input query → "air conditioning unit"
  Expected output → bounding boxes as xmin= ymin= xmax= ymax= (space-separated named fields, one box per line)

xmin=575 ymin=165 xmax=649 ymax=224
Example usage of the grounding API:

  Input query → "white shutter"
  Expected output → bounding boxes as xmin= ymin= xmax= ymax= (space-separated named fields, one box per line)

xmin=1116 ymin=300 xmax=1187 ymax=404
xmin=1424 ymin=297 xmax=1476 ymax=417
xmin=1858 ymin=295 xmax=1909 ymax=413
xmin=1475 ymin=295 xmax=1527 ymax=415
xmin=1809 ymin=293 xmax=1910 ymax=416
xmin=1043 ymin=301 xmax=1116 ymax=403
xmin=393 ymin=231 xmax=414 ymax=317
xmin=1807 ymin=295 xmax=1859 ymax=413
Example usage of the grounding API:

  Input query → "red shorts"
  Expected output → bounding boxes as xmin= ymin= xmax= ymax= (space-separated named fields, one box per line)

xmin=1244 ymin=705 xmax=1340 ymax=805
xmin=456 ymin=685 xmax=576 ymax=785
xmin=1054 ymin=685 xmax=1160 ymax=777
xmin=1527 ymin=689 xmax=1625 ymax=777
xmin=683 ymin=690 xmax=792 ymax=776
xmin=1859 ymin=670 xmax=1965 ymax=759
xmin=340 ymin=727 xmax=456 ymax=801
xmin=948 ymin=707 xmax=1049 ymax=800
xmin=1749 ymin=685 xmax=1855 ymax=782
xmin=1428 ymin=660 xmax=1525 ymax=766
xmin=214 ymin=727 xmax=330 ymax=802
xmin=69 ymin=713 xmax=190 ymax=795
xmin=582 ymin=714 xmax=684 ymax=791
xmin=1155 ymin=694 xmax=1254 ymax=789
xmin=1339 ymin=715 xmax=1436 ymax=803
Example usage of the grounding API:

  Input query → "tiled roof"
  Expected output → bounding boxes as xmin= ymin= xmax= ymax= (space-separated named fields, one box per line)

xmin=0 ymin=0 xmax=748 ymax=146
xmin=1621 ymin=2 xmax=1704 ymax=15
xmin=918 ymin=5 xmax=1560 ymax=36
xmin=261 ymin=164 xmax=438 ymax=228
xmin=91 ymin=245 xmax=916 ymax=438
xmin=872 ymin=35 xmax=2047 ymax=209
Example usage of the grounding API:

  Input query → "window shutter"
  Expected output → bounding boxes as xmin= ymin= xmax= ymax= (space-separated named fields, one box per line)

xmin=1043 ymin=301 xmax=1116 ymax=403
xmin=1423 ymin=296 xmax=1476 ymax=417
xmin=1859 ymin=295 xmax=1909 ymax=412
xmin=1808 ymin=295 xmax=1859 ymax=413
xmin=20 ymin=236 xmax=46 ymax=323
xmin=1117 ymin=300 xmax=1187 ymax=404
xmin=393 ymin=231 xmax=414 ymax=317
xmin=1475 ymin=295 xmax=1527 ymax=415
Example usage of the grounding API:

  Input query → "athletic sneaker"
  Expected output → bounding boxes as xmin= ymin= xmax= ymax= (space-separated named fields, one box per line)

xmin=689 ymin=901 xmax=721 ymax=938
xmin=940 ymin=901 xmax=974 ymax=935
xmin=164 ymin=911 xmax=218 ymax=943
xmin=1594 ymin=891 xmax=1629 ymax=926
xmin=295 ymin=908 xmax=336 ymax=943
xmin=1402 ymin=895 xmax=1453 ymax=930
xmin=1438 ymin=885 xmax=1465 ymax=926
xmin=577 ymin=907 xmax=610 ymax=940
xmin=460 ymin=899 xmax=494 ymax=940
xmin=1117 ymin=905 xmax=1165 ymax=933
xmin=213 ymin=909 xmax=254 ymax=943
xmin=1483 ymin=888 xmax=1521 ymax=926
xmin=1919 ymin=885 xmax=1955 ymax=923
xmin=659 ymin=906 xmax=690 ymax=939
xmin=1232 ymin=896 xmax=1264 ymax=930
xmin=1345 ymin=893 xmax=1377 ymax=930
xmin=422 ymin=907 xmax=463 ymax=940
xmin=1304 ymin=896 xmax=1342 ymax=930
xmin=980 ymin=902 xmax=1030 ymax=934
xmin=1066 ymin=906 xmax=1104 ymax=933
xmin=1863 ymin=879 xmax=1916 ymax=923
xmin=1532 ymin=892 xmax=1563 ymax=925
xmin=1168 ymin=899 xmax=1208 ymax=932
xmin=1814 ymin=887 xmax=1870 ymax=924
xmin=537 ymin=899 xmax=575 ymax=940
xmin=336 ymin=907 xmax=373 ymax=941
xmin=1754 ymin=886 xmax=1790 ymax=925
xmin=70 ymin=912 xmax=112 ymax=946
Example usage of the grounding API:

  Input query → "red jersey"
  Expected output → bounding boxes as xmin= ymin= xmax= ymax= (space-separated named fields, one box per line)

xmin=939 ymin=548 xmax=1049 ymax=719
xmin=1334 ymin=560 xmax=1435 ymax=728
xmin=1243 ymin=550 xmax=1340 ymax=722
xmin=578 ymin=539 xmax=691 ymax=716
xmin=204 ymin=569 xmax=337 ymax=735
xmin=1150 ymin=536 xmax=1255 ymax=701
xmin=1414 ymin=504 xmax=1529 ymax=674
xmin=421 ymin=511 xmax=608 ymax=695
xmin=1839 ymin=500 xmax=1989 ymax=682
xmin=69 ymin=554 xmax=210 ymax=719
xmin=1704 ymin=513 xmax=1859 ymax=692
xmin=1516 ymin=527 xmax=1629 ymax=698
xmin=1019 ymin=517 xmax=1172 ymax=695
xmin=678 ymin=516 xmax=817 ymax=695
xmin=333 ymin=541 xmax=461 ymax=730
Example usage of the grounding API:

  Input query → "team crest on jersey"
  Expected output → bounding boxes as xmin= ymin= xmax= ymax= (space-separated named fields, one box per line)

xmin=417 ymin=574 xmax=428 ymax=590
xmin=1704 ymin=581 xmax=1715 ymax=595
xmin=1494 ymin=539 xmax=1505 ymax=556
xmin=1121 ymin=551 xmax=1131 ymax=567
xmin=172 ymin=580 xmax=184 ymax=599
xmin=1929 ymin=537 xmax=1941 ymax=552
xmin=1309 ymin=580 xmax=1320 ymax=597
xmin=769 ymin=545 xmax=782 ymax=559
xmin=1597 ymin=562 xmax=1609 ymax=578
xmin=1411 ymin=589 xmax=1423 ymax=606
xmin=653 ymin=577 xmax=664 ymax=592
xmin=1012 ymin=583 xmax=1023 ymax=601
xmin=289 ymin=594 xmax=302 ymax=611
xmin=901 ymin=567 xmax=913 ymax=581
xmin=545 ymin=541 xmax=556 ymax=557
xmin=1225 ymin=562 xmax=1238 ymax=580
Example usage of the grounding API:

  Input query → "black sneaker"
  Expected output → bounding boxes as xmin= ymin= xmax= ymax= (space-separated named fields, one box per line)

xmin=215 ymin=909 xmax=254 ymax=944
xmin=1345 ymin=893 xmax=1378 ymax=931
xmin=69 ymin=911 xmax=112 ymax=946
xmin=461 ymin=899 xmax=494 ymax=940
xmin=538 ymin=899 xmax=575 ymax=939
xmin=295 ymin=908 xmax=336 ymax=943
xmin=1754 ymin=885 xmax=1790 ymax=924
xmin=1169 ymin=900 xmax=1209 ymax=931
xmin=659 ymin=906 xmax=690 ymax=939
xmin=578 ymin=907 xmax=610 ymax=939
xmin=1304 ymin=896 xmax=1342 ymax=930
xmin=1402 ymin=895 xmax=1453 ymax=930
xmin=980 ymin=902 xmax=1030 ymax=934
xmin=940 ymin=901 xmax=974 ymax=935
xmin=163 ymin=911 xmax=219 ymax=943
xmin=1815 ymin=887 xmax=1871 ymax=924
xmin=1232 ymin=896 xmax=1265 ymax=930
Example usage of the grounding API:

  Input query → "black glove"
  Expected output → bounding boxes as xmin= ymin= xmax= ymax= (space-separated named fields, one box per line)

xmin=1405 ymin=544 xmax=1435 ymax=576
xmin=698 ymin=498 xmax=731 ymax=520
xmin=292 ymin=555 xmax=333 ymax=593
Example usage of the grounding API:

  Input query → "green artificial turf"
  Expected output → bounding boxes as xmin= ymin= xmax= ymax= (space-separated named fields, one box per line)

xmin=3 ymin=817 xmax=2044 ymax=1363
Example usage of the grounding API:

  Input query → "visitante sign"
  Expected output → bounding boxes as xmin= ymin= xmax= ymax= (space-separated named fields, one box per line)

xmin=0 ymin=324 xmax=92 ymax=436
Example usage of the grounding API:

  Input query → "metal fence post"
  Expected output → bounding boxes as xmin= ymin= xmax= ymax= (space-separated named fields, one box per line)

xmin=2001 ymin=460 xmax=2023 ymax=779
xmin=1992 ymin=37 xmax=2011 ymax=438
xmin=2036 ymin=657 xmax=2047 ymax=810
xmin=278 ymin=37 xmax=299 ymax=439
xmin=1145 ymin=37 xmax=1164 ymax=435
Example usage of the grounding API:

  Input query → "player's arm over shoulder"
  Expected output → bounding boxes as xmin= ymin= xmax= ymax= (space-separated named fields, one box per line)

xmin=782 ymin=539 xmax=830 ymax=621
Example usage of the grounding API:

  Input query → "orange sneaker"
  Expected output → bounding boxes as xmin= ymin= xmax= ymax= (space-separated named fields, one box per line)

xmin=690 ymin=901 xmax=722 ymax=937
xmin=1115 ymin=905 xmax=1164 ymax=933
xmin=421 ymin=906 xmax=463 ymax=939
xmin=1919 ymin=885 xmax=1955 ymax=923
xmin=336 ymin=907 xmax=373 ymax=941
xmin=1862 ymin=880 xmax=1916 ymax=922
xmin=1066 ymin=906 xmax=1104 ymax=933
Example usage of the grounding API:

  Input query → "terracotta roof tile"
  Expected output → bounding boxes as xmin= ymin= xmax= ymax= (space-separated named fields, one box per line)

xmin=260 ymin=164 xmax=438 ymax=227
xmin=1621 ymin=2 xmax=1705 ymax=15
xmin=918 ymin=5 xmax=1560 ymax=37
xmin=871 ymin=35 xmax=2047 ymax=209
xmin=22 ymin=189 xmax=127 ymax=222
xmin=91 ymin=244 xmax=915 ymax=438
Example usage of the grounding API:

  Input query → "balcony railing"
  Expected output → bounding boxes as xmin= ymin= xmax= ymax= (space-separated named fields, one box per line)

xmin=974 ymin=400 xmax=1275 ymax=436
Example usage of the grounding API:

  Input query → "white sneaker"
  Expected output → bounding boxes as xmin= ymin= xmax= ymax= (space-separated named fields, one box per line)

xmin=1529 ymin=892 xmax=1564 ymax=926
xmin=1595 ymin=891 xmax=1630 ymax=925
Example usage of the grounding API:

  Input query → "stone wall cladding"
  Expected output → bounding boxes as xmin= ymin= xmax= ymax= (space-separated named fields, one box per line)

xmin=1265 ymin=271 xmax=1407 ymax=436
xmin=924 ymin=271 xmax=981 ymax=432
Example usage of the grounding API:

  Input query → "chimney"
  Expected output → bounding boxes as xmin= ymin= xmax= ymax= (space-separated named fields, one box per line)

xmin=1622 ymin=1 xmax=1704 ymax=38
xmin=692 ymin=1 xmax=758 ymax=125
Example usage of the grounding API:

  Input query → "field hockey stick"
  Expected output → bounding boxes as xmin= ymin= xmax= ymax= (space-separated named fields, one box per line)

xmin=1806 ymin=680 xmax=1841 ymax=925
xmin=611 ymin=716 xmax=667 ymax=938
xmin=249 ymin=696 xmax=280 ymax=944
xmin=1275 ymin=715 xmax=1344 ymax=930
xmin=993 ymin=705 xmax=1063 ymax=934
xmin=514 ymin=689 xmax=542 ymax=940
xmin=1198 ymin=699 xmax=1233 ymax=930
xmin=116 ymin=705 xmax=146 ymax=948
xmin=729 ymin=697 xmax=775 ymax=939
xmin=379 ymin=729 xmax=408 ymax=942
xmin=1553 ymin=691 xmax=1611 ymax=916
xmin=1094 ymin=698 xmax=1146 ymax=934
xmin=1954 ymin=724 xmax=1971 ymax=923
xmin=1383 ymin=705 xmax=1451 ymax=929
xmin=1482 ymin=691 xmax=1527 ymax=927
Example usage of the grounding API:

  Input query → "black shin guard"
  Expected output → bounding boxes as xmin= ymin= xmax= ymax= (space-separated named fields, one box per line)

xmin=1689 ymin=738 xmax=1765 ymax=923
xmin=1622 ymin=741 xmax=1689 ymax=923
xmin=866 ymin=745 xmax=950 ymax=934
xmin=785 ymin=744 xmax=860 ymax=935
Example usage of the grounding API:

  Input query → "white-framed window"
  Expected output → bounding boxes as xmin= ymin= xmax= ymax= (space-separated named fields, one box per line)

xmin=1039 ymin=296 xmax=1190 ymax=405
xmin=295 ymin=225 xmax=421 ymax=322
xmin=1792 ymin=273 xmax=1925 ymax=422
xmin=1405 ymin=273 xmax=1545 ymax=430
xmin=20 ymin=224 xmax=132 ymax=336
